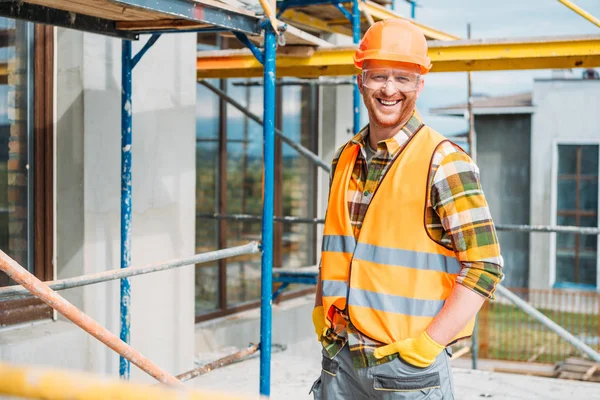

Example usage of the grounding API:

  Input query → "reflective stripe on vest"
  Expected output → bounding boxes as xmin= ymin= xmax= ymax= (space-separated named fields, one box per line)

xmin=319 ymin=125 xmax=475 ymax=345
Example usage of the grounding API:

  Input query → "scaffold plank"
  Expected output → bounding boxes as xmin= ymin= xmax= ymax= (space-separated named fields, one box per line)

xmin=0 ymin=0 xmax=261 ymax=38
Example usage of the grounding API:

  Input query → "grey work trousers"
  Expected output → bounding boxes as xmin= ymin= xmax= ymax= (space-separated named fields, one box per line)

xmin=310 ymin=345 xmax=454 ymax=399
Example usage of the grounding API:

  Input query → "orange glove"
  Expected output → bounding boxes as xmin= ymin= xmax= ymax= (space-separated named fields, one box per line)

xmin=312 ymin=306 xmax=329 ymax=342
xmin=373 ymin=331 xmax=445 ymax=368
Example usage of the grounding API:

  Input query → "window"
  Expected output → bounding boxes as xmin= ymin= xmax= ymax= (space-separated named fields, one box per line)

xmin=195 ymin=62 xmax=319 ymax=319
xmin=0 ymin=22 xmax=54 ymax=326
xmin=555 ymin=144 xmax=599 ymax=289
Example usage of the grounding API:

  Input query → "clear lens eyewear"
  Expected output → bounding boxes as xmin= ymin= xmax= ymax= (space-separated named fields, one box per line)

xmin=361 ymin=69 xmax=421 ymax=92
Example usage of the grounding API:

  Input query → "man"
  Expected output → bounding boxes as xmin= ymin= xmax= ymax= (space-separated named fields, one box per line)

xmin=310 ymin=19 xmax=504 ymax=399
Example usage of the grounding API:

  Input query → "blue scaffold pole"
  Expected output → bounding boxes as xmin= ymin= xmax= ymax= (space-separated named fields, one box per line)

xmin=120 ymin=39 xmax=133 ymax=380
xmin=352 ymin=0 xmax=361 ymax=134
xmin=260 ymin=25 xmax=277 ymax=398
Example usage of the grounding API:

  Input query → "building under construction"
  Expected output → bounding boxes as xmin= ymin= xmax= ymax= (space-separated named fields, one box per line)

xmin=0 ymin=0 xmax=599 ymax=398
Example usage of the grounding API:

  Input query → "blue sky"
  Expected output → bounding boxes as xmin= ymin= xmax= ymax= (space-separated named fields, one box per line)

xmin=395 ymin=0 xmax=600 ymax=135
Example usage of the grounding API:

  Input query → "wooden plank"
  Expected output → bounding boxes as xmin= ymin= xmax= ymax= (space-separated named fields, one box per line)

xmin=583 ymin=365 xmax=599 ymax=381
xmin=25 ymin=0 xmax=160 ymax=21
xmin=450 ymin=347 xmax=470 ymax=361
xmin=117 ymin=19 xmax=212 ymax=30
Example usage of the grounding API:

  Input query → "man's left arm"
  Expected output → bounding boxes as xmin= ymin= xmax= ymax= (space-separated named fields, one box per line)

xmin=374 ymin=149 xmax=504 ymax=365
xmin=426 ymin=150 xmax=504 ymax=345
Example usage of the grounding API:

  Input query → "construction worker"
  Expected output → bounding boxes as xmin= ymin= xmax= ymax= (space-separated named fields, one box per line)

xmin=310 ymin=19 xmax=504 ymax=399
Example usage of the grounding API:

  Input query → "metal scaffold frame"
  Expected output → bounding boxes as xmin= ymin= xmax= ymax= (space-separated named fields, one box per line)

xmin=0 ymin=0 xmax=599 ymax=398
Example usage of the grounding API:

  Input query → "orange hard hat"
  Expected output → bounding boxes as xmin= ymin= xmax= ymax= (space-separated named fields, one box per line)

xmin=353 ymin=19 xmax=432 ymax=74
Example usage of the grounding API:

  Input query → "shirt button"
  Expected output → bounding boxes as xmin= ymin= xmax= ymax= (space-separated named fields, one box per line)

xmin=363 ymin=191 xmax=370 ymax=196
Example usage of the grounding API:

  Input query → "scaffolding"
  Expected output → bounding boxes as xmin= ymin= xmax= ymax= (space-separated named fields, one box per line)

xmin=0 ymin=0 xmax=598 ymax=398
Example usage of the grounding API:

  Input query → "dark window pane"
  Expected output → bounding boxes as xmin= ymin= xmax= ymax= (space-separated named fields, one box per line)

xmin=196 ymin=264 xmax=219 ymax=314
xmin=579 ymin=254 xmax=597 ymax=286
xmin=580 ymin=216 xmax=599 ymax=249
xmin=580 ymin=180 xmax=598 ymax=211
xmin=558 ymin=145 xmax=578 ymax=175
xmin=556 ymin=254 xmax=576 ymax=284
xmin=581 ymin=145 xmax=599 ymax=175
xmin=0 ymin=20 xmax=31 ymax=288
xmin=557 ymin=179 xmax=577 ymax=211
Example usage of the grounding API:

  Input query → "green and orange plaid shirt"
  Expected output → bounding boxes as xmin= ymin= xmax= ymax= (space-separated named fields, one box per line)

xmin=321 ymin=112 xmax=504 ymax=369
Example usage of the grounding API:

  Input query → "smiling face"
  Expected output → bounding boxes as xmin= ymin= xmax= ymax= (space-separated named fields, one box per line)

xmin=358 ymin=60 xmax=425 ymax=131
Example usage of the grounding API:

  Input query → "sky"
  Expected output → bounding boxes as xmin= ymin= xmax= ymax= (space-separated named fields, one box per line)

xmin=197 ymin=0 xmax=600 ymax=143
xmin=393 ymin=0 xmax=600 ymax=135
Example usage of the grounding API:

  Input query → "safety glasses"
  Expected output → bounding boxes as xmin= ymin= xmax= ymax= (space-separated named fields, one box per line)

xmin=361 ymin=69 xmax=421 ymax=92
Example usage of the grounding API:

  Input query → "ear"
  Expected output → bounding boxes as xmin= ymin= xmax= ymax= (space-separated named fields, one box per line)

xmin=357 ymin=73 xmax=364 ymax=95
xmin=415 ymin=78 xmax=425 ymax=98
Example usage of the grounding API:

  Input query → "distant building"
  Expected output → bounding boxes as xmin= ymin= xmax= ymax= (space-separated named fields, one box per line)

xmin=431 ymin=71 xmax=600 ymax=291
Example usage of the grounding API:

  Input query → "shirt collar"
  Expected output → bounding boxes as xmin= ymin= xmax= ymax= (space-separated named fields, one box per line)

xmin=351 ymin=111 xmax=423 ymax=157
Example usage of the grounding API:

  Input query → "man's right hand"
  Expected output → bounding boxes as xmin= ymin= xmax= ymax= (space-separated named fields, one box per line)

xmin=312 ymin=305 xmax=328 ymax=342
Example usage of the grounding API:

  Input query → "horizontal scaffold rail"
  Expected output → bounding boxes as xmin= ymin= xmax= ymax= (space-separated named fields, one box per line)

xmin=196 ymin=34 xmax=600 ymax=78
xmin=0 ymin=242 xmax=260 ymax=300
xmin=195 ymin=214 xmax=600 ymax=236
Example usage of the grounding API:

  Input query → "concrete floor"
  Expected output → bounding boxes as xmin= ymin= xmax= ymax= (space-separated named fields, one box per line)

xmin=191 ymin=341 xmax=600 ymax=400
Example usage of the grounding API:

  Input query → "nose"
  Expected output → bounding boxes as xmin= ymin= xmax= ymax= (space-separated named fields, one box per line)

xmin=381 ymin=80 xmax=398 ymax=96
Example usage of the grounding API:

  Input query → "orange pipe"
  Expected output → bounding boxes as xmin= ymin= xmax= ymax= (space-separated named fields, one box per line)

xmin=0 ymin=249 xmax=184 ymax=388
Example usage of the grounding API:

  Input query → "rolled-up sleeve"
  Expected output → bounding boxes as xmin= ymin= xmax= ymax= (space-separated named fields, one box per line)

xmin=430 ymin=150 xmax=504 ymax=299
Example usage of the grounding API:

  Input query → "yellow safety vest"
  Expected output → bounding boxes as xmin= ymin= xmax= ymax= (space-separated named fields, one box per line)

xmin=319 ymin=125 xmax=475 ymax=345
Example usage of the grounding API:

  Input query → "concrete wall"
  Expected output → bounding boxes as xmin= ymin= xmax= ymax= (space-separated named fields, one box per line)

xmin=317 ymin=33 xmax=355 ymax=255
xmin=529 ymin=79 xmax=600 ymax=289
xmin=476 ymin=114 xmax=531 ymax=288
xmin=0 ymin=29 xmax=197 ymax=383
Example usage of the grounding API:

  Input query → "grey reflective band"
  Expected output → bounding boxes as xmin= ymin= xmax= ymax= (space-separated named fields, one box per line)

xmin=348 ymin=288 xmax=445 ymax=317
xmin=322 ymin=280 xmax=348 ymax=297
xmin=322 ymin=235 xmax=356 ymax=253
xmin=353 ymin=243 xmax=461 ymax=274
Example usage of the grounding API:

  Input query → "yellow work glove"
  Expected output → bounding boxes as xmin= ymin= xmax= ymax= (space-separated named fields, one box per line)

xmin=373 ymin=331 xmax=445 ymax=368
xmin=312 ymin=306 xmax=329 ymax=342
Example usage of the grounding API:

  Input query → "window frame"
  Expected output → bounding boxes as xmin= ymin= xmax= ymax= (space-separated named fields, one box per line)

xmin=550 ymin=139 xmax=600 ymax=291
xmin=0 ymin=24 xmax=54 ymax=326
xmin=195 ymin=78 xmax=320 ymax=323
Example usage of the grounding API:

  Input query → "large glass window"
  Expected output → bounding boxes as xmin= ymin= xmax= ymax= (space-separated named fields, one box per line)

xmin=195 ymin=71 xmax=319 ymax=320
xmin=555 ymin=144 xmax=599 ymax=288
xmin=0 ymin=22 xmax=54 ymax=325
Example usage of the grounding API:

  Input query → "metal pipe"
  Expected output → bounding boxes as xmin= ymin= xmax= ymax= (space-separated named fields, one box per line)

xmin=258 ymin=0 xmax=280 ymax=34
xmin=352 ymin=0 xmax=361 ymax=134
xmin=120 ymin=39 xmax=133 ymax=380
xmin=495 ymin=224 xmax=600 ymax=235
xmin=0 ymin=362 xmax=244 ymax=400
xmin=197 ymin=212 xmax=325 ymax=224
xmin=231 ymin=78 xmax=354 ymax=87
xmin=466 ymin=23 xmax=476 ymax=164
xmin=557 ymin=0 xmax=600 ymax=28
xmin=496 ymin=285 xmax=600 ymax=363
xmin=132 ymin=33 xmax=161 ymax=69
xmin=198 ymin=79 xmax=331 ymax=172
xmin=260 ymin=24 xmax=277 ymax=398
xmin=176 ymin=344 xmax=260 ymax=382
xmin=0 ymin=243 xmax=260 ymax=300
xmin=0 ymin=250 xmax=184 ymax=387
xmin=200 ymin=213 xmax=600 ymax=235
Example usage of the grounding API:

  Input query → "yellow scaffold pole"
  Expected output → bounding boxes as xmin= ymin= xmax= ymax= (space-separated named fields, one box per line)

xmin=0 ymin=362 xmax=250 ymax=400
xmin=558 ymin=0 xmax=600 ymax=28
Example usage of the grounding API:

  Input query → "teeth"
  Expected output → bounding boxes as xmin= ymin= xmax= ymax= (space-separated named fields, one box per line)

xmin=379 ymin=99 xmax=399 ymax=106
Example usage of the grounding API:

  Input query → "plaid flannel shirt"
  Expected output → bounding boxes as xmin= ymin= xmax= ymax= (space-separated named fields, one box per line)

xmin=322 ymin=112 xmax=504 ymax=369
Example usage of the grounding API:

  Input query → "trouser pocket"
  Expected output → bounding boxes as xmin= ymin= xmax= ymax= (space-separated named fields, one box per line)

xmin=373 ymin=371 xmax=441 ymax=392
xmin=309 ymin=376 xmax=322 ymax=399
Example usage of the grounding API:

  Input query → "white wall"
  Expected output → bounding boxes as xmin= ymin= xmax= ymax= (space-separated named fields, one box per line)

xmin=529 ymin=79 xmax=600 ymax=289
xmin=0 ymin=29 xmax=197 ymax=383
xmin=317 ymin=33 xmax=355 ymax=256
